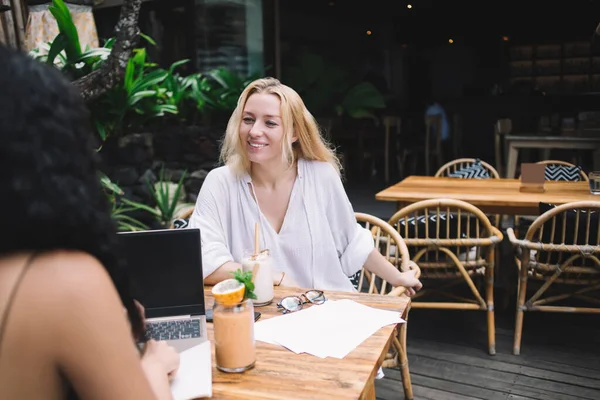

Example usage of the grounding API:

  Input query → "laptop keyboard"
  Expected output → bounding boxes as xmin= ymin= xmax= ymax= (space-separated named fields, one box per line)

xmin=144 ymin=319 xmax=202 ymax=341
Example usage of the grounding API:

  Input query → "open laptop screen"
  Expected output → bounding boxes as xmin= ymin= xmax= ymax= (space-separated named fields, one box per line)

xmin=116 ymin=228 xmax=205 ymax=319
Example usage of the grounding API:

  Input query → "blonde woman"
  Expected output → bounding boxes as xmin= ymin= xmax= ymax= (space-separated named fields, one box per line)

xmin=190 ymin=77 xmax=422 ymax=294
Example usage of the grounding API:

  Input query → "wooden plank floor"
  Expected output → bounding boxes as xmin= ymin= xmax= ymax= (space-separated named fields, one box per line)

xmin=376 ymin=309 xmax=600 ymax=400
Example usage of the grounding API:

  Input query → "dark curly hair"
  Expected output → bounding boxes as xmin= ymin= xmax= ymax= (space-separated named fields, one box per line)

xmin=0 ymin=44 xmax=143 ymax=338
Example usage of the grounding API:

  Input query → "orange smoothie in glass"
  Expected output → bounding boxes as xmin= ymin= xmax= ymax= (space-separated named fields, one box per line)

xmin=212 ymin=278 xmax=256 ymax=373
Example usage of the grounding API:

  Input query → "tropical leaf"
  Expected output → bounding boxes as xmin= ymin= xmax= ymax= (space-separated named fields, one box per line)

xmin=46 ymin=33 xmax=67 ymax=66
xmin=100 ymin=173 xmax=124 ymax=195
xmin=48 ymin=0 xmax=82 ymax=62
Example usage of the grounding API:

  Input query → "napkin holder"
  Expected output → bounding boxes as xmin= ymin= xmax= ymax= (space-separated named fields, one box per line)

xmin=519 ymin=163 xmax=546 ymax=193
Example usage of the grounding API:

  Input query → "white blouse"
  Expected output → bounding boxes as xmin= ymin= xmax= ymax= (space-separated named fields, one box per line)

xmin=189 ymin=159 xmax=374 ymax=292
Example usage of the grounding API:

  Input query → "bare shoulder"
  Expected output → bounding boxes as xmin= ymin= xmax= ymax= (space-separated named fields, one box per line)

xmin=20 ymin=250 xmax=120 ymax=321
xmin=33 ymin=250 xmax=113 ymax=293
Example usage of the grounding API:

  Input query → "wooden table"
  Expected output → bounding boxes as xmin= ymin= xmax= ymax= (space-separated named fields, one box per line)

xmin=504 ymin=135 xmax=600 ymax=178
xmin=201 ymin=286 xmax=411 ymax=400
xmin=375 ymin=176 xmax=598 ymax=215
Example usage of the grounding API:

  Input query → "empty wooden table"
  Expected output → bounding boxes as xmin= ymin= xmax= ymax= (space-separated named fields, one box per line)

xmin=375 ymin=176 xmax=597 ymax=215
xmin=201 ymin=286 xmax=412 ymax=400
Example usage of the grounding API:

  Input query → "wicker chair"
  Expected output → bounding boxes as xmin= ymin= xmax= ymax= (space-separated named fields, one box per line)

xmin=355 ymin=212 xmax=420 ymax=400
xmin=514 ymin=160 xmax=589 ymax=236
xmin=388 ymin=199 xmax=503 ymax=355
xmin=435 ymin=158 xmax=500 ymax=179
xmin=435 ymin=158 xmax=501 ymax=228
xmin=507 ymin=201 xmax=600 ymax=355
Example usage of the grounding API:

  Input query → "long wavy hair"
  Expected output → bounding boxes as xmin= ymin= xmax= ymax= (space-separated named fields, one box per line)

xmin=0 ymin=45 xmax=143 ymax=339
xmin=219 ymin=77 xmax=341 ymax=176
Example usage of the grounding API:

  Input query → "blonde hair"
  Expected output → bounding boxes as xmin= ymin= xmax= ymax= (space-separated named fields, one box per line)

xmin=219 ymin=77 xmax=341 ymax=177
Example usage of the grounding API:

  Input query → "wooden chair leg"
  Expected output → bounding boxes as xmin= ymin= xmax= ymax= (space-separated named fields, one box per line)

xmin=486 ymin=256 xmax=496 ymax=355
xmin=399 ymin=303 xmax=413 ymax=400
xmin=513 ymin=265 xmax=529 ymax=355
xmin=513 ymin=308 xmax=525 ymax=356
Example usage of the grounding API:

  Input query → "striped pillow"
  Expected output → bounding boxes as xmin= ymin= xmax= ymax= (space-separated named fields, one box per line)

xmin=448 ymin=159 xmax=491 ymax=179
xmin=544 ymin=165 xmax=582 ymax=181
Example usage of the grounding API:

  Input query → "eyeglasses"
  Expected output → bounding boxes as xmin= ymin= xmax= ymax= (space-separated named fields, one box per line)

xmin=276 ymin=290 xmax=327 ymax=314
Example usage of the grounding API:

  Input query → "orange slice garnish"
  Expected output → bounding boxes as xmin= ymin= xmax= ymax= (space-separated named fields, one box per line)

xmin=212 ymin=278 xmax=246 ymax=306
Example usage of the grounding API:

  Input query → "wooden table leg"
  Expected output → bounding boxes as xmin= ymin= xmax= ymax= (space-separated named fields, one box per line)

xmin=398 ymin=302 xmax=413 ymax=400
xmin=359 ymin=379 xmax=376 ymax=400
xmin=396 ymin=201 xmax=408 ymax=212
xmin=506 ymin=144 xmax=519 ymax=179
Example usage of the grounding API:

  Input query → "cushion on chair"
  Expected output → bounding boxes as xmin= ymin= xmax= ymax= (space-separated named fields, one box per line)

xmin=349 ymin=271 xmax=361 ymax=290
xmin=448 ymin=159 xmax=491 ymax=179
xmin=544 ymin=165 xmax=582 ymax=181
xmin=172 ymin=218 xmax=189 ymax=229
xmin=397 ymin=213 xmax=482 ymax=239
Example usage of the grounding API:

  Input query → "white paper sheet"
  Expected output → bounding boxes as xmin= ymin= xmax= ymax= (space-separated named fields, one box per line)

xmin=254 ymin=299 xmax=404 ymax=359
xmin=170 ymin=340 xmax=212 ymax=400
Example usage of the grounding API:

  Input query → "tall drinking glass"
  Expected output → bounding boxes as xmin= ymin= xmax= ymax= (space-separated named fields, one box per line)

xmin=589 ymin=171 xmax=600 ymax=195
xmin=241 ymin=249 xmax=274 ymax=306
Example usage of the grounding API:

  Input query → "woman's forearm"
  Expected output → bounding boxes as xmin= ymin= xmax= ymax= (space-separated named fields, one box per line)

xmin=205 ymin=262 xmax=296 ymax=287
xmin=363 ymin=249 xmax=404 ymax=286
xmin=204 ymin=261 xmax=242 ymax=285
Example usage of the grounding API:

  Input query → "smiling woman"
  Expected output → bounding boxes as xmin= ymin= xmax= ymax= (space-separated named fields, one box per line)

xmin=189 ymin=77 xmax=422 ymax=295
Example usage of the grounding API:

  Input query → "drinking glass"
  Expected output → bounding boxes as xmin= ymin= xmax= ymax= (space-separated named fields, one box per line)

xmin=241 ymin=249 xmax=274 ymax=306
xmin=589 ymin=171 xmax=600 ymax=195
xmin=213 ymin=299 xmax=256 ymax=373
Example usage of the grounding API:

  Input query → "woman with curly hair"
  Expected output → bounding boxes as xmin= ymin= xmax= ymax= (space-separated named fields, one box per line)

xmin=0 ymin=45 xmax=178 ymax=399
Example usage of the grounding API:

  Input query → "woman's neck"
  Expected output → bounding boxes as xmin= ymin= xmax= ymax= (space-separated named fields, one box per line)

xmin=250 ymin=160 xmax=297 ymax=190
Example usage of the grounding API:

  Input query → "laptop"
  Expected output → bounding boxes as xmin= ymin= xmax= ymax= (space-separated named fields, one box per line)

xmin=117 ymin=228 xmax=207 ymax=353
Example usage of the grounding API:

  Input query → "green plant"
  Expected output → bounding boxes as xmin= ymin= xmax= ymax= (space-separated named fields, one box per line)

xmin=89 ymin=46 xmax=179 ymax=141
xmin=190 ymin=67 xmax=260 ymax=125
xmin=144 ymin=165 xmax=193 ymax=227
xmin=30 ymin=0 xmax=114 ymax=80
xmin=100 ymin=173 xmax=150 ymax=231
xmin=111 ymin=199 xmax=151 ymax=231
xmin=233 ymin=269 xmax=257 ymax=300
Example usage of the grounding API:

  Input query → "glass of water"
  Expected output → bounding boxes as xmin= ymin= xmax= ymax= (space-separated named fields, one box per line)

xmin=590 ymin=171 xmax=600 ymax=195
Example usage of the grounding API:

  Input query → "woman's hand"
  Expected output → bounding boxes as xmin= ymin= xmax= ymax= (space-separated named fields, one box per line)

xmin=395 ymin=269 xmax=422 ymax=297
xmin=363 ymin=249 xmax=423 ymax=296
xmin=141 ymin=340 xmax=180 ymax=381
xmin=273 ymin=271 xmax=299 ymax=287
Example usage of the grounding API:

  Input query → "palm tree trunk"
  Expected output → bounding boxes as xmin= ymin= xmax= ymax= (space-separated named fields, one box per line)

xmin=72 ymin=0 xmax=141 ymax=100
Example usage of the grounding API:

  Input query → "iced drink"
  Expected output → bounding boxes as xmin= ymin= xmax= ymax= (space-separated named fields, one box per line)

xmin=242 ymin=250 xmax=274 ymax=306
xmin=213 ymin=299 xmax=256 ymax=373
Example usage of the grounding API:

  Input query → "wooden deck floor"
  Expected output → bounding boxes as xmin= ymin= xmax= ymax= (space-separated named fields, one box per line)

xmin=376 ymin=309 xmax=600 ymax=400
